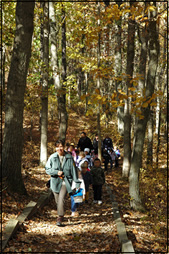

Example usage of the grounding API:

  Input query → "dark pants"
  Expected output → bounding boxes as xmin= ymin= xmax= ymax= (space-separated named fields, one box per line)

xmin=115 ymin=158 xmax=119 ymax=167
xmin=93 ymin=185 xmax=102 ymax=201
xmin=104 ymin=161 xmax=109 ymax=171
xmin=110 ymin=159 xmax=114 ymax=169
xmin=53 ymin=184 xmax=67 ymax=217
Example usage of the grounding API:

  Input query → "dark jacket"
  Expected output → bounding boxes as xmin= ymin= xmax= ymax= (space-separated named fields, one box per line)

xmin=81 ymin=171 xmax=92 ymax=192
xmin=93 ymin=138 xmax=98 ymax=154
xmin=90 ymin=166 xmax=105 ymax=185
xmin=77 ymin=136 xmax=93 ymax=151
xmin=93 ymin=138 xmax=103 ymax=154
xmin=102 ymin=150 xmax=111 ymax=163
xmin=45 ymin=152 xmax=81 ymax=193
xmin=103 ymin=137 xmax=113 ymax=150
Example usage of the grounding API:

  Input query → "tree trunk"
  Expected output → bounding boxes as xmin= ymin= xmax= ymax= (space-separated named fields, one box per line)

xmin=2 ymin=0 xmax=35 ymax=194
xmin=77 ymin=34 xmax=85 ymax=98
xmin=85 ymin=72 xmax=88 ymax=113
xmin=1 ymin=47 xmax=6 ymax=90
xmin=129 ymin=110 xmax=148 ymax=211
xmin=129 ymin=4 xmax=159 ymax=211
xmin=49 ymin=1 xmax=60 ymax=89
xmin=122 ymin=3 xmax=135 ymax=178
xmin=97 ymin=1 xmax=102 ymax=161
xmin=57 ymin=4 xmax=68 ymax=143
xmin=115 ymin=1 xmax=124 ymax=136
xmin=40 ymin=1 xmax=49 ymax=166
xmin=147 ymin=109 xmax=153 ymax=165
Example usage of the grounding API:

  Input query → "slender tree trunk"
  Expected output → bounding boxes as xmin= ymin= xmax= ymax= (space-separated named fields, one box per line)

xmin=115 ymin=1 xmax=124 ymax=136
xmin=147 ymin=109 xmax=153 ymax=165
xmin=156 ymin=108 xmax=161 ymax=165
xmin=1 ymin=47 xmax=6 ymax=90
xmin=57 ymin=4 xmax=68 ymax=143
xmin=129 ymin=4 xmax=159 ymax=211
xmin=155 ymin=90 xmax=161 ymax=135
xmin=122 ymin=3 xmax=135 ymax=178
xmin=40 ymin=1 xmax=49 ymax=166
xmin=156 ymin=83 xmax=167 ymax=164
xmin=77 ymin=34 xmax=85 ymax=98
xmin=97 ymin=1 xmax=102 ymax=161
xmin=2 ymin=1 xmax=35 ymax=194
xmin=85 ymin=72 xmax=88 ymax=113
xmin=129 ymin=110 xmax=148 ymax=211
xmin=49 ymin=1 xmax=60 ymax=89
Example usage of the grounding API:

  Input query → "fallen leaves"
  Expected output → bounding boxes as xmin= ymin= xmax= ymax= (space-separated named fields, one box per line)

xmin=3 ymin=181 xmax=120 ymax=252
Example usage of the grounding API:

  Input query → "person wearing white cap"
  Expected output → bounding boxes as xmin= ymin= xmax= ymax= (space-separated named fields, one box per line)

xmin=84 ymin=148 xmax=92 ymax=169
xmin=84 ymin=148 xmax=90 ymax=153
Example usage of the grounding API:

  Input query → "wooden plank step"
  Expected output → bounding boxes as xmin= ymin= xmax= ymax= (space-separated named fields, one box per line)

xmin=17 ymin=201 xmax=37 ymax=223
xmin=122 ymin=240 xmax=135 ymax=253
xmin=2 ymin=219 xmax=19 ymax=251
xmin=116 ymin=222 xmax=128 ymax=243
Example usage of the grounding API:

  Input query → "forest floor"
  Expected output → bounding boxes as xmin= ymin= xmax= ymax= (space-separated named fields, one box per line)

xmin=2 ymin=108 xmax=167 ymax=253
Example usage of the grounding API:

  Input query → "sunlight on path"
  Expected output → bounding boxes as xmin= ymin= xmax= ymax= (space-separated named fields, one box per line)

xmin=5 ymin=183 xmax=120 ymax=252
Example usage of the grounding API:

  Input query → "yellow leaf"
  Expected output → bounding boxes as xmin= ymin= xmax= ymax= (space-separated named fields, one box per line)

xmin=142 ymin=102 xmax=148 ymax=108
xmin=128 ymin=87 xmax=136 ymax=91
xmin=150 ymin=102 xmax=157 ymax=107
xmin=151 ymin=93 xmax=157 ymax=99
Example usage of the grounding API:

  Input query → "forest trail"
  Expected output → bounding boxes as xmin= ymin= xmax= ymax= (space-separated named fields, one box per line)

xmin=2 ymin=111 xmax=167 ymax=252
xmin=4 ymin=169 xmax=121 ymax=253
xmin=3 ymin=160 xmax=167 ymax=253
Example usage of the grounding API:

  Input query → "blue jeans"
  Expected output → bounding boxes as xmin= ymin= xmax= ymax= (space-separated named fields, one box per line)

xmin=71 ymin=195 xmax=80 ymax=212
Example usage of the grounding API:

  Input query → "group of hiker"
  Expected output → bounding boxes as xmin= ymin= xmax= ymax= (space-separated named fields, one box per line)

xmin=67 ymin=132 xmax=120 ymax=170
xmin=45 ymin=132 xmax=120 ymax=227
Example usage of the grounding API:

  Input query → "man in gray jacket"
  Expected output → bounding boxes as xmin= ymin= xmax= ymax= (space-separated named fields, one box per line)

xmin=45 ymin=139 xmax=81 ymax=226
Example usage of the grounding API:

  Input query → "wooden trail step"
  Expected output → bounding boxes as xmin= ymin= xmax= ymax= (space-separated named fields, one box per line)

xmin=105 ymin=181 xmax=135 ymax=253
xmin=2 ymin=189 xmax=52 ymax=251
xmin=17 ymin=201 xmax=37 ymax=224
xmin=2 ymin=219 xmax=20 ymax=251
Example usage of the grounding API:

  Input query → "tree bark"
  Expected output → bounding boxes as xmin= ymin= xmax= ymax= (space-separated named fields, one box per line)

xmin=115 ymin=1 xmax=124 ymax=136
xmin=77 ymin=34 xmax=85 ymax=98
xmin=2 ymin=0 xmax=35 ymax=194
xmin=122 ymin=3 xmax=135 ymax=178
xmin=97 ymin=1 xmax=102 ymax=161
xmin=49 ymin=1 xmax=60 ymax=89
xmin=40 ymin=1 xmax=49 ymax=166
xmin=147 ymin=109 xmax=153 ymax=165
xmin=57 ymin=4 xmax=68 ymax=144
xmin=129 ymin=4 xmax=159 ymax=211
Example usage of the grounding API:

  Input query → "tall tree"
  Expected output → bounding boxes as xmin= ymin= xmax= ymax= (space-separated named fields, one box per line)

xmin=122 ymin=1 xmax=135 ymax=178
xmin=97 ymin=1 xmax=102 ymax=161
xmin=57 ymin=4 xmax=68 ymax=143
xmin=147 ymin=109 xmax=153 ymax=165
xmin=2 ymin=0 xmax=35 ymax=194
xmin=115 ymin=1 xmax=123 ymax=136
xmin=129 ymin=2 xmax=160 ymax=211
xmin=40 ymin=1 xmax=49 ymax=166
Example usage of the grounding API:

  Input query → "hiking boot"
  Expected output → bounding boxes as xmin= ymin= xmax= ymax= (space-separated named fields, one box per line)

xmin=56 ymin=216 xmax=64 ymax=226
